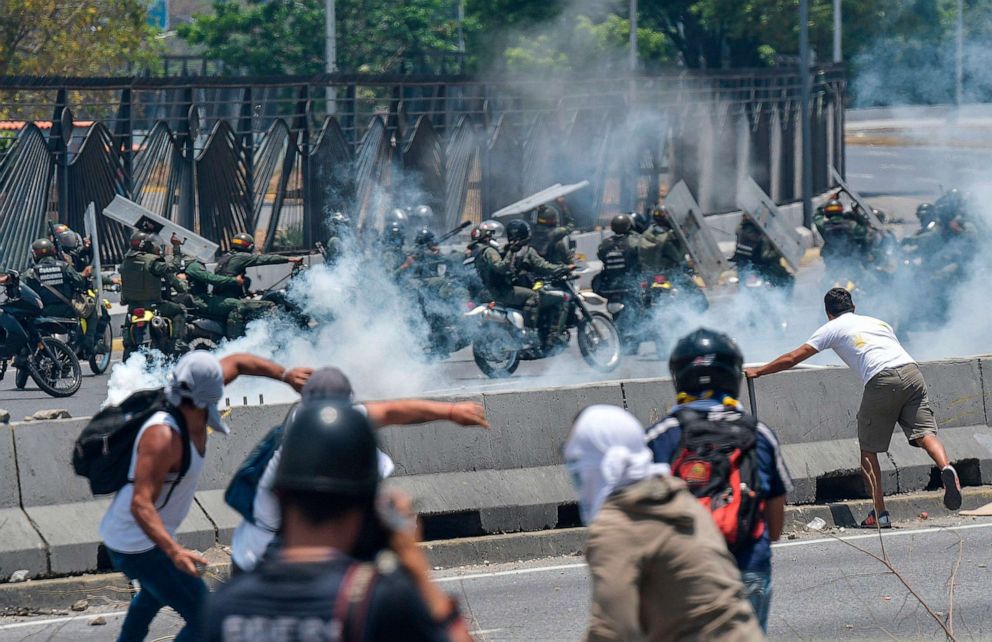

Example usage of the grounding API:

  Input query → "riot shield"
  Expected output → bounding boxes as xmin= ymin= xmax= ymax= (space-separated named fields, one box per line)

xmin=830 ymin=167 xmax=884 ymax=231
xmin=83 ymin=203 xmax=103 ymax=295
xmin=492 ymin=181 xmax=590 ymax=220
xmin=103 ymin=195 xmax=219 ymax=263
xmin=736 ymin=177 xmax=805 ymax=272
xmin=663 ymin=180 xmax=731 ymax=288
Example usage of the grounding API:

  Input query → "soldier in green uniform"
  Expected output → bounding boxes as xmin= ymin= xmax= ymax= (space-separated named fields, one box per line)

xmin=638 ymin=205 xmax=708 ymax=310
xmin=733 ymin=218 xmax=794 ymax=291
xmin=22 ymin=238 xmax=102 ymax=352
xmin=531 ymin=205 xmax=575 ymax=265
xmin=504 ymin=219 xmax=572 ymax=346
xmin=213 ymin=233 xmax=302 ymax=299
xmin=321 ymin=212 xmax=351 ymax=267
xmin=814 ymin=198 xmax=872 ymax=276
xmin=119 ymin=231 xmax=189 ymax=352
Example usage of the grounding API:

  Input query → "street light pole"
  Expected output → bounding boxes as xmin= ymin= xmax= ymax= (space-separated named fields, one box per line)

xmin=325 ymin=0 xmax=337 ymax=114
xmin=833 ymin=0 xmax=842 ymax=63
xmin=800 ymin=0 xmax=814 ymax=229
xmin=956 ymin=0 xmax=964 ymax=108
xmin=629 ymin=0 xmax=638 ymax=73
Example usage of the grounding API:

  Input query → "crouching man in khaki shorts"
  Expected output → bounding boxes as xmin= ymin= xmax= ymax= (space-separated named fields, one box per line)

xmin=745 ymin=288 xmax=961 ymax=528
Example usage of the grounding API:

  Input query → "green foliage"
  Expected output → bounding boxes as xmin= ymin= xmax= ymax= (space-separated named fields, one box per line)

xmin=0 ymin=0 xmax=162 ymax=76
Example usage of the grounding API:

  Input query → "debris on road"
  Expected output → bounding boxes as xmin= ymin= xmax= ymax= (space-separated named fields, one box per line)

xmin=89 ymin=616 xmax=107 ymax=626
xmin=0 ymin=409 xmax=9 ymax=424
xmin=8 ymin=569 xmax=29 ymax=583
xmin=70 ymin=599 xmax=89 ymax=612
xmin=919 ymin=511 xmax=929 ymax=520
xmin=806 ymin=517 xmax=827 ymax=531
xmin=23 ymin=409 xmax=72 ymax=422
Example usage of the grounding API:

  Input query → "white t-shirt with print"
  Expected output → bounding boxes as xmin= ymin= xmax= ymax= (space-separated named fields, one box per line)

xmin=805 ymin=312 xmax=915 ymax=384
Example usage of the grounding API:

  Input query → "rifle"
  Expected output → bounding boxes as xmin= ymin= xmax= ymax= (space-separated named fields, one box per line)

xmin=48 ymin=221 xmax=65 ymax=261
xmin=437 ymin=220 xmax=472 ymax=245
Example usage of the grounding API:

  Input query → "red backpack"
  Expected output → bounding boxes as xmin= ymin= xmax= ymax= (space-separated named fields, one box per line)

xmin=670 ymin=408 xmax=765 ymax=552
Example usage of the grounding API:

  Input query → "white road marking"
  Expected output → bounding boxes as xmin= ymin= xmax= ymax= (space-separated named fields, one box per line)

xmin=4 ymin=522 xmax=991 ymax=632
xmin=847 ymin=173 xmax=874 ymax=179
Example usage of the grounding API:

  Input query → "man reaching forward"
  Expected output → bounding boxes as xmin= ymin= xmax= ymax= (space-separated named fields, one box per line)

xmin=745 ymin=288 xmax=961 ymax=528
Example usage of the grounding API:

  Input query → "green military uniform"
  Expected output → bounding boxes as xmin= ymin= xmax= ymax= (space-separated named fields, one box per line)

xmin=733 ymin=222 xmax=793 ymax=289
xmin=474 ymin=243 xmax=540 ymax=324
xmin=638 ymin=224 xmax=686 ymax=275
xmin=506 ymin=244 xmax=569 ymax=339
xmin=532 ymin=224 xmax=575 ymax=265
xmin=595 ymin=232 xmax=643 ymax=295
xmin=213 ymin=251 xmax=290 ymax=298
xmin=181 ymin=259 xmax=275 ymax=340
xmin=322 ymin=236 xmax=346 ymax=267
xmin=814 ymin=208 xmax=873 ymax=267
xmin=22 ymin=256 xmax=100 ymax=347
xmin=119 ymin=250 xmax=189 ymax=347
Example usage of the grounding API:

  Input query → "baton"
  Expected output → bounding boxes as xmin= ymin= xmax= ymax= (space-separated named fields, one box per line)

xmin=747 ymin=376 xmax=758 ymax=419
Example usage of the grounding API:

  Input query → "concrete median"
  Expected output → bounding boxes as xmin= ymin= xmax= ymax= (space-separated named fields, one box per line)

xmin=0 ymin=356 xmax=990 ymax=581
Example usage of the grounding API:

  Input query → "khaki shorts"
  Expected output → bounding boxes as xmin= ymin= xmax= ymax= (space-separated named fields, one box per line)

xmin=857 ymin=363 xmax=938 ymax=453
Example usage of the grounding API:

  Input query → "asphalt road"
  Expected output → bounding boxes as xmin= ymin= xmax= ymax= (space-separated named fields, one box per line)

xmin=845 ymin=144 xmax=992 ymax=197
xmin=2 ymin=518 xmax=990 ymax=641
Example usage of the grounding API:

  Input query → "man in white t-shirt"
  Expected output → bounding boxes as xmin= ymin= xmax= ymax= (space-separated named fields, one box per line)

xmin=745 ymin=288 xmax=960 ymax=528
xmin=99 ymin=352 xmax=311 ymax=642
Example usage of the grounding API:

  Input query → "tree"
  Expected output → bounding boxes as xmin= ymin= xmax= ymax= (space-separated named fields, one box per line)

xmin=0 ymin=0 xmax=161 ymax=77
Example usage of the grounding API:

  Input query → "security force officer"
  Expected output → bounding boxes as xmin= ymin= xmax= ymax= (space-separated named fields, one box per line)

xmin=733 ymin=218 xmax=794 ymax=290
xmin=321 ymin=211 xmax=351 ymax=267
xmin=472 ymin=220 xmax=545 ymax=335
xmin=595 ymin=214 xmax=643 ymax=297
xmin=504 ymin=219 xmax=572 ymax=346
xmin=119 ymin=231 xmax=189 ymax=351
xmin=23 ymin=238 xmax=101 ymax=352
xmin=213 ymin=233 xmax=302 ymax=299
xmin=531 ymin=205 xmax=575 ymax=265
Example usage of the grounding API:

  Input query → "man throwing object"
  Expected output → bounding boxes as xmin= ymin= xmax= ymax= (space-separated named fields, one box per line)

xmin=745 ymin=288 xmax=961 ymax=528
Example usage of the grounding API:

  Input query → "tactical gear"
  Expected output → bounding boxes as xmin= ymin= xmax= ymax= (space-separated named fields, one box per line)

xmin=274 ymin=401 xmax=379 ymax=497
xmin=473 ymin=220 xmax=504 ymax=242
xmin=823 ymin=199 xmax=844 ymax=216
xmin=610 ymin=214 xmax=632 ymax=235
xmin=231 ymin=233 xmax=255 ymax=253
xmin=385 ymin=208 xmax=408 ymax=226
xmin=412 ymin=205 xmax=434 ymax=222
xmin=57 ymin=228 xmax=81 ymax=251
xmin=594 ymin=233 xmax=641 ymax=297
xmin=383 ymin=221 xmax=405 ymax=248
xmin=121 ymin=252 xmax=172 ymax=304
xmin=31 ymin=238 xmax=58 ymax=261
xmin=535 ymin=205 xmax=559 ymax=227
xmin=128 ymin=231 xmax=160 ymax=254
xmin=631 ymin=212 xmax=650 ymax=234
xmin=414 ymin=228 xmax=438 ymax=248
xmin=328 ymin=212 xmax=350 ymax=230
xmin=669 ymin=329 xmax=744 ymax=398
xmin=733 ymin=221 xmax=762 ymax=262
xmin=214 ymin=251 xmax=289 ymax=298
xmin=651 ymin=205 xmax=672 ymax=227
xmin=506 ymin=219 xmax=532 ymax=244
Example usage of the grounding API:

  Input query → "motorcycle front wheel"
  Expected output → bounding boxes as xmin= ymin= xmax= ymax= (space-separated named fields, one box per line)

xmin=577 ymin=311 xmax=622 ymax=372
xmin=88 ymin=324 xmax=114 ymax=375
xmin=27 ymin=338 xmax=82 ymax=397
xmin=472 ymin=324 xmax=521 ymax=379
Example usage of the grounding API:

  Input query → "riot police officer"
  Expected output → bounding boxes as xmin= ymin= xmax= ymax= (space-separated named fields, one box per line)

xmin=119 ymin=231 xmax=189 ymax=351
xmin=381 ymin=221 xmax=409 ymax=277
xmin=472 ymin=220 xmax=542 ymax=332
xmin=595 ymin=214 xmax=643 ymax=297
xmin=22 ymin=238 xmax=102 ymax=352
xmin=733 ymin=218 xmax=794 ymax=291
xmin=638 ymin=206 xmax=687 ymax=277
xmin=213 ymin=233 xmax=302 ymax=299
xmin=51 ymin=224 xmax=93 ymax=273
xmin=321 ymin=212 xmax=351 ymax=267
xmin=531 ymin=205 xmax=575 ymax=265
xmin=814 ymin=199 xmax=871 ymax=276
xmin=504 ymin=219 xmax=572 ymax=346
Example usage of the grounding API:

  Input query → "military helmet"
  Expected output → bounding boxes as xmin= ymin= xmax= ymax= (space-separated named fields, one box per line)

xmin=384 ymin=221 xmax=405 ymax=247
xmin=414 ymin=228 xmax=438 ymax=248
xmin=129 ymin=230 xmax=160 ymax=254
xmin=231 ymin=233 xmax=255 ymax=253
xmin=274 ymin=400 xmax=379 ymax=498
xmin=506 ymin=219 xmax=532 ymax=244
xmin=535 ymin=205 xmax=559 ymax=227
xmin=631 ymin=211 xmax=650 ymax=234
xmin=472 ymin=220 xmax=504 ymax=243
xmin=56 ymin=228 xmax=81 ymax=250
xmin=610 ymin=214 xmax=633 ymax=235
xmin=413 ymin=205 xmax=433 ymax=221
xmin=824 ymin=199 xmax=844 ymax=216
xmin=669 ymin=328 xmax=744 ymax=399
xmin=652 ymin=205 xmax=672 ymax=226
xmin=385 ymin=208 xmax=408 ymax=226
xmin=328 ymin=211 xmax=350 ymax=228
xmin=31 ymin=238 xmax=57 ymax=261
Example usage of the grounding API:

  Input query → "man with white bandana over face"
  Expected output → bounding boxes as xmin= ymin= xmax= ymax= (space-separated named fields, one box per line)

xmin=564 ymin=405 xmax=764 ymax=642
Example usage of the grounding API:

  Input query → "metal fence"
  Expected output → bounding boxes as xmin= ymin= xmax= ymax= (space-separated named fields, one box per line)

xmin=0 ymin=67 xmax=845 ymax=268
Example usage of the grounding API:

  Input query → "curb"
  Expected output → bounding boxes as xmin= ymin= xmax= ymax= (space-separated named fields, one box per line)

xmin=1 ymin=488 xmax=989 ymax=613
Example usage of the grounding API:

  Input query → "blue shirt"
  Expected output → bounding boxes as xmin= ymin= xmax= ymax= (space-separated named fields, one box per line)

xmin=646 ymin=399 xmax=792 ymax=573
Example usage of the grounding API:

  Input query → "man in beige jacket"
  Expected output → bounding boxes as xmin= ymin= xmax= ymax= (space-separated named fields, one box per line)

xmin=564 ymin=405 xmax=764 ymax=642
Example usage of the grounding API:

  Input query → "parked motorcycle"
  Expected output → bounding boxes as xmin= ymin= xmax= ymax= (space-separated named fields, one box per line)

xmin=0 ymin=271 xmax=82 ymax=397
xmin=467 ymin=273 xmax=621 ymax=378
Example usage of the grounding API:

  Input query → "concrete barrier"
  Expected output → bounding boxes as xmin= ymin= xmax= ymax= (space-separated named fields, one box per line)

xmin=1 ymin=356 xmax=991 ymax=580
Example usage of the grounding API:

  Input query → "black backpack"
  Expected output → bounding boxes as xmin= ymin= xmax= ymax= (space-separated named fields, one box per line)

xmin=224 ymin=423 xmax=284 ymax=524
xmin=669 ymin=408 xmax=765 ymax=553
xmin=72 ymin=388 xmax=191 ymax=506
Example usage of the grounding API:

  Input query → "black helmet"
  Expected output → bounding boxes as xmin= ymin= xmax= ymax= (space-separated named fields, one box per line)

xmin=916 ymin=203 xmax=934 ymax=223
xmin=231 ymin=233 xmax=255 ymax=253
xmin=610 ymin=214 xmax=632 ymax=235
xmin=31 ymin=238 xmax=57 ymax=261
xmin=274 ymin=400 xmax=379 ymax=497
xmin=506 ymin=219 xmax=532 ymax=244
xmin=384 ymin=221 xmax=405 ymax=247
xmin=535 ymin=205 xmax=558 ymax=227
xmin=652 ymin=205 xmax=672 ymax=227
xmin=414 ymin=228 xmax=438 ymax=248
xmin=631 ymin=211 xmax=650 ymax=234
xmin=129 ymin=230 xmax=160 ymax=254
xmin=472 ymin=220 xmax=504 ymax=244
xmin=57 ymin=229 xmax=80 ymax=250
xmin=668 ymin=328 xmax=744 ymax=398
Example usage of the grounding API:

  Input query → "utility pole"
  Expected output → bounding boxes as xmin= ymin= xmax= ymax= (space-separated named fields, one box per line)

xmin=629 ymin=0 xmax=638 ymax=73
xmin=833 ymin=0 xmax=842 ymax=63
xmin=457 ymin=0 xmax=466 ymax=72
xmin=956 ymin=0 xmax=964 ymax=108
xmin=325 ymin=0 xmax=337 ymax=114
xmin=800 ymin=0 xmax=813 ymax=229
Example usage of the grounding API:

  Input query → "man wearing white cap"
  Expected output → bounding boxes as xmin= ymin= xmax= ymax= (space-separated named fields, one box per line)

xmin=99 ymin=351 xmax=311 ymax=642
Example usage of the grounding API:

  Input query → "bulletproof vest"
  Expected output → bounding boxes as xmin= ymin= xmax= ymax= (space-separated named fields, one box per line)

xmin=531 ymin=227 xmax=554 ymax=258
xmin=185 ymin=261 xmax=210 ymax=297
xmin=216 ymin=251 xmax=251 ymax=277
xmin=120 ymin=252 xmax=165 ymax=305
xmin=601 ymin=236 xmax=629 ymax=273
xmin=475 ymin=245 xmax=511 ymax=292
xmin=735 ymin=227 xmax=762 ymax=261
xmin=28 ymin=258 xmax=74 ymax=305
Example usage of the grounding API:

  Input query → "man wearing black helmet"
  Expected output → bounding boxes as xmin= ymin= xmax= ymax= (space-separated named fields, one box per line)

xmin=504 ymin=219 xmax=573 ymax=346
xmin=120 ymin=230 xmax=191 ymax=353
xmin=647 ymin=328 xmax=791 ymax=632
xmin=23 ymin=238 xmax=102 ymax=353
xmin=594 ymin=214 xmax=645 ymax=351
xmin=321 ymin=211 xmax=352 ymax=266
xmin=733 ymin=218 xmax=794 ymax=292
xmin=51 ymin=223 xmax=93 ymax=272
xmin=213 ymin=233 xmax=303 ymax=299
xmin=531 ymin=204 xmax=575 ymax=265
xmin=207 ymin=399 xmax=468 ymax=642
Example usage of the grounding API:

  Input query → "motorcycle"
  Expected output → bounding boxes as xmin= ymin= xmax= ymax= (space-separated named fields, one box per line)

xmin=467 ymin=273 xmax=621 ymax=378
xmin=37 ymin=287 xmax=115 ymax=377
xmin=0 ymin=271 xmax=82 ymax=397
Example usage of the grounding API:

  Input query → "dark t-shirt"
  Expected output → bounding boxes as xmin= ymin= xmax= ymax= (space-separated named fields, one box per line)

xmin=206 ymin=556 xmax=450 ymax=642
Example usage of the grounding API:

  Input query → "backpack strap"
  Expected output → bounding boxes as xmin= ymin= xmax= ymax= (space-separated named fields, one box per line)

xmin=334 ymin=561 xmax=379 ymax=642
xmin=153 ymin=404 xmax=192 ymax=511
